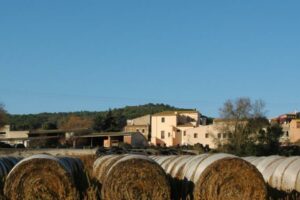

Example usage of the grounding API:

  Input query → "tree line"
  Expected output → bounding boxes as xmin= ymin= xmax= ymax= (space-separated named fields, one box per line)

xmin=5 ymin=103 xmax=182 ymax=131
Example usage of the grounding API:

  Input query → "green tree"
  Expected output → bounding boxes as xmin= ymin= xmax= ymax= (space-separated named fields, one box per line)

xmin=0 ymin=104 xmax=7 ymax=128
xmin=93 ymin=114 xmax=105 ymax=131
xmin=102 ymin=109 xmax=118 ymax=131
xmin=255 ymin=124 xmax=283 ymax=155
xmin=42 ymin=121 xmax=58 ymax=130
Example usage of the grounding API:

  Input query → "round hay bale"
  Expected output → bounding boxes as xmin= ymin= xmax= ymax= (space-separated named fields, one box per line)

xmin=93 ymin=154 xmax=171 ymax=200
xmin=92 ymin=154 xmax=125 ymax=183
xmin=4 ymin=154 xmax=86 ymax=200
xmin=244 ymin=156 xmax=300 ymax=193
xmin=152 ymin=154 xmax=267 ymax=200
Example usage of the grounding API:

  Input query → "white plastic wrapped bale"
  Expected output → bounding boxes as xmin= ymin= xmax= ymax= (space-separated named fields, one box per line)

xmin=93 ymin=154 xmax=171 ymax=200
xmin=151 ymin=154 xmax=267 ymax=200
xmin=4 ymin=154 xmax=86 ymax=200
xmin=0 ymin=157 xmax=21 ymax=198
xmin=244 ymin=156 xmax=300 ymax=193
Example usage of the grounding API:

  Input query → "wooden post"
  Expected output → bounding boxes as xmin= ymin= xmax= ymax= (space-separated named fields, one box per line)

xmin=73 ymin=139 xmax=76 ymax=148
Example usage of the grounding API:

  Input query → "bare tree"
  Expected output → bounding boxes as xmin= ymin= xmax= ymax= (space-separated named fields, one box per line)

xmin=218 ymin=97 xmax=268 ymax=154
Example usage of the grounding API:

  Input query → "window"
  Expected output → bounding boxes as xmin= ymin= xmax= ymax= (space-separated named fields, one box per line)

xmin=228 ymin=133 xmax=233 ymax=138
xmin=183 ymin=131 xmax=186 ymax=136
xmin=168 ymin=132 xmax=171 ymax=137
xmin=0 ymin=132 xmax=5 ymax=135
xmin=136 ymin=129 xmax=139 ymax=132
xmin=223 ymin=133 xmax=227 ymax=138
xmin=218 ymin=133 xmax=221 ymax=139
xmin=161 ymin=131 xmax=165 ymax=139
xmin=161 ymin=117 xmax=165 ymax=123
xmin=142 ymin=129 xmax=145 ymax=133
xmin=286 ymin=131 xmax=289 ymax=137
xmin=194 ymin=133 xmax=198 ymax=138
xmin=205 ymin=133 xmax=209 ymax=138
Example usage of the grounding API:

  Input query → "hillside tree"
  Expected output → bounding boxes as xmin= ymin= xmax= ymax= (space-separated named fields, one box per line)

xmin=0 ymin=104 xmax=7 ymax=128
xmin=59 ymin=115 xmax=93 ymax=130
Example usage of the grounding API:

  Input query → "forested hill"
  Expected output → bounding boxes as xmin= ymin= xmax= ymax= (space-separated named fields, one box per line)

xmin=8 ymin=103 xmax=188 ymax=131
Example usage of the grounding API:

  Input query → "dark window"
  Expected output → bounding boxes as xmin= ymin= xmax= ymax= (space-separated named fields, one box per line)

xmin=161 ymin=117 xmax=165 ymax=123
xmin=168 ymin=132 xmax=171 ymax=137
xmin=142 ymin=129 xmax=145 ymax=133
xmin=228 ymin=133 xmax=233 ymax=138
xmin=223 ymin=133 xmax=227 ymax=138
xmin=218 ymin=133 xmax=221 ymax=139
xmin=136 ymin=129 xmax=139 ymax=132
xmin=205 ymin=133 xmax=209 ymax=138
xmin=0 ymin=132 xmax=5 ymax=135
xmin=161 ymin=131 xmax=165 ymax=139
xmin=194 ymin=133 xmax=198 ymax=138
xmin=183 ymin=131 xmax=186 ymax=136
xmin=286 ymin=131 xmax=289 ymax=137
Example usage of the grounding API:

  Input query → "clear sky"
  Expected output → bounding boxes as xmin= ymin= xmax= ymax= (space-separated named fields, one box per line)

xmin=0 ymin=1 xmax=300 ymax=117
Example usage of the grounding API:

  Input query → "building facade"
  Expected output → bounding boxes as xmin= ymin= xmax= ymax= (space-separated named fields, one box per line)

xmin=289 ymin=119 xmax=300 ymax=143
xmin=124 ymin=115 xmax=151 ymax=140
xmin=271 ymin=112 xmax=300 ymax=144
xmin=151 ymin=110 xmax=201 ymax=146
xmin=0 ymin=125 xmax=29 ymax=146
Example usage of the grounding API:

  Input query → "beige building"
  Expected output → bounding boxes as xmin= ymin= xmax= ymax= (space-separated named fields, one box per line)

xmin=151 ymin=110 xmax=200 ymax=146
xmin=183 ymin=119 xmax=235 ymax=149
xmin=151 ymin=110 xmax=232 ymax=148
xmin=288 ymin=119 xmax=300 ymax=143
xmin=124 ymin=115 xmax=151 ymax=140
xmin=184 ymin=123 xmax=227 ymax=149
xmin=271 ymin=112 xmax=300 ymax=144
xmin=0 ymin=125 xmax=29 ymax=146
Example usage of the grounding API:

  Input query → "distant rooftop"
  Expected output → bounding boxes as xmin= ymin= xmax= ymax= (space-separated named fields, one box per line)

xmin=29 ymin=128 xmax=91 ymax=135
xmin=152 ymin=110 xmax=199 ymax=116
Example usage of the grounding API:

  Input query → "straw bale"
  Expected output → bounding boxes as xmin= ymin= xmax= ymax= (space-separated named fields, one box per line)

xmin=4 ymin=154 xmax=86 ymax=200
xmin=93 ymin=154 xmax=171 ymax=200
xmin=152 ymin=154 xmax=267 ymax=200
xmin=194 ymin=157 xmax=267 ymax=200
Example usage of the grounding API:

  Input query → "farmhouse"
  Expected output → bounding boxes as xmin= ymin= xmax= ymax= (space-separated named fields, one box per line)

xmin=271 ymin=112 xmax=300 ymax=144
xmin=151 ymin=110 xmax=201 ymax=146
xmin=0 ymin=125 xmax=148 ymax=148
xmin=150 ymin=110 xmax=232 ymax=148
xmin=0 ymin=125 xmax=29 ymax=147
xmin=124 ymin=114 xmax=151 ymax=141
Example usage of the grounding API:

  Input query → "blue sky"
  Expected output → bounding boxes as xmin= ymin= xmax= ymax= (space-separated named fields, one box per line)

xmin=0 ymin=1 xmax=299 ymax=117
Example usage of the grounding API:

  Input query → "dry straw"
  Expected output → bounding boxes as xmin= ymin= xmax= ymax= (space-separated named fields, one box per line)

xmin=151 ymin=153 xmax=267 ymax=200
xmin=93 ymin=154 xmax=171 ymax=200
xmin=4 ymin=154 xmax=87 ymax=200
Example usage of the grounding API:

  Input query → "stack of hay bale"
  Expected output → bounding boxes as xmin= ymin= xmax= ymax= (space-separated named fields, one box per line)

xmin=4 ymin=153 xmax=298 ymax=199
